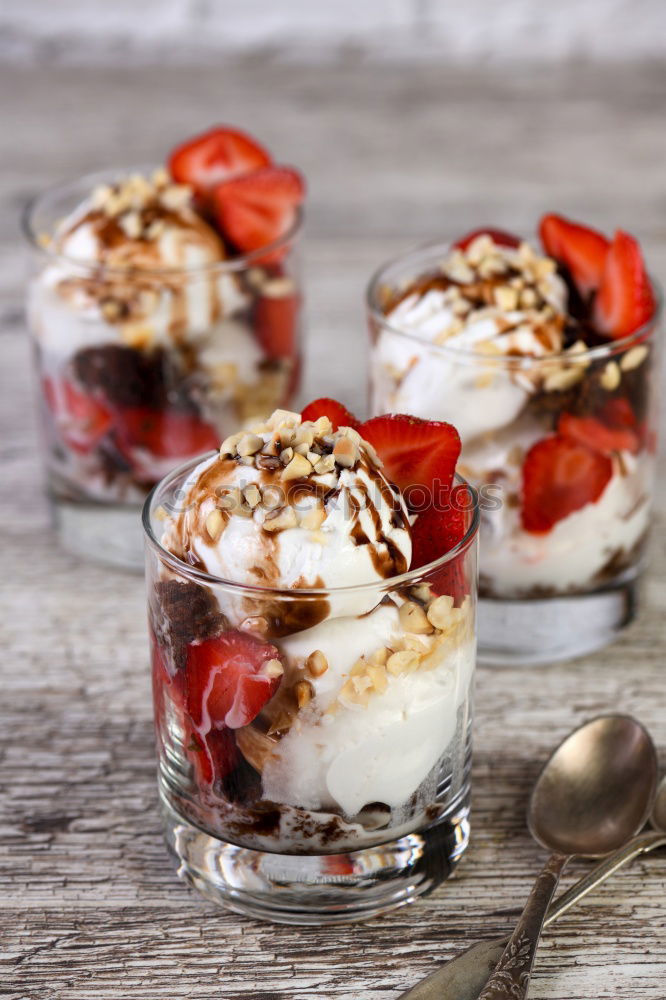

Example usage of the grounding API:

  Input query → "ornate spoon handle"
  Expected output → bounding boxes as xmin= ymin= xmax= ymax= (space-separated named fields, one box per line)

xmin=477 ymin=853 xmax=568 ymax=1000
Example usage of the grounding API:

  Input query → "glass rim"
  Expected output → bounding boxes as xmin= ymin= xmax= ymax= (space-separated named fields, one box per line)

xmin=366 ymin=235 xmax=663 ymax=364
xmin=21 ymin=164 xmax=304 ymax=277
xmin=142 ymin=452 xmax=480 ymax=598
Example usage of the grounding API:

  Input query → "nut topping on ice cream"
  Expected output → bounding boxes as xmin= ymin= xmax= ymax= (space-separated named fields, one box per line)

xmin=163 ymin=408 xmax=413 ymax=598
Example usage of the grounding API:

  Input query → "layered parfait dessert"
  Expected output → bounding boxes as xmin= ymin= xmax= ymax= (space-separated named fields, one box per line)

xmin=368 ymin=217 xmax=658 ymax=641
xmin=145 ymin=401 xmax=477 ymax=918
xmin=27 ymin=126 xmax=305 ymax=551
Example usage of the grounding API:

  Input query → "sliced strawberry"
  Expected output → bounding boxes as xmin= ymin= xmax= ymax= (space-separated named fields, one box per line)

xmin=255 ymin=290 xmax=300 ymax=360
xmin=453 ymin=228 xmax=521 ymax=251
xmin=116 ymin=407 xmax=219 ymax=459
xmin=186 ymin=632 xmax=283 ymax=732
xmin=359 ymin=414 xmax=461 ymax=511
xmin=212 ymin=166 xmax=305 ymax=258
xmin=521 ymin=435 xmax=613 ymax=533
xmin=168 ymin=126 xmax=272 ymax=198
xmin=410 ymin=485 xmax=471 ymax=604
xmin=301 ymin=398 xmax=360 ymax=431
xmin=558 ymin=412 xmax=640 ymax=456
xmin=538 ymin=213 xmax=610 ymax=298
xmin=43 ymin=377 xmax=113 ymax=454
xmin=594 ymin=230 xmax=655 ymax=339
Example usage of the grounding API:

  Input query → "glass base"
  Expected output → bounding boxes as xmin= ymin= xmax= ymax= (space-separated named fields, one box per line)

xmin=159 ymin=786 xmax=471 ymax=925
xmin=52 ymin=495 xmax=144 ymax=571
xmin=478 ymin=577 xmax=639 ymax=666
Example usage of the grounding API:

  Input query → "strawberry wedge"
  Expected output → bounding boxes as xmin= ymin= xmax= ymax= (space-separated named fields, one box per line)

xmin=213 ymin=166 xmax=305 ymax=259
xmin=168 ymin=126 xmax=272 ymax=198
xmin=594 ymin=230 xmax=655 ymax=339
xmin=186 ymin=632 xmax=283 ymax=732
xmin=521 ymin=435 xmax=613 ymax=533
xmin=539 ymin=213 xmax=610 ymax=298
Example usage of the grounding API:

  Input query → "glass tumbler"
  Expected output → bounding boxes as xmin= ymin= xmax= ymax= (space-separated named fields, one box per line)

xmin=367 ymin=241 xmax=661 ymax=665
xmin=144 ymin=457 xmax=478 ymax=924
xmin=24 ymin=169 xmax=303 ymax=569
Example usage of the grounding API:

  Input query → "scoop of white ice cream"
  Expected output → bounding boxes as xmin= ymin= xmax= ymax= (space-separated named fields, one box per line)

xmin=162 ymin=409 xmax=412 ymax=621
xmin=39 ymin=170 xmax=250 ymax=351
xmin=375 ymin=235 xmax=571 ymax=443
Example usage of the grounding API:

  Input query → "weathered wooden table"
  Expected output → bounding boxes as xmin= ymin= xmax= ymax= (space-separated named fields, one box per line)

xmin=1 ymin=60 xmax=665 ymax=1000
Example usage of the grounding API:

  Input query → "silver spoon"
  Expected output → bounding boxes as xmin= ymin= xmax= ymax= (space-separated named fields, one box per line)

xmin=399 ymin=715 xmax=658 ymax=1000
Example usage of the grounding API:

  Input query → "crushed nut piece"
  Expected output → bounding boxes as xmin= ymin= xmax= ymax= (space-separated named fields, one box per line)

xmin=495 ymin=286 xmax=519 ymax=311
xmin=151 ymin=167 xmax=170 ymax=188
xmin=159 ymin=184 xmax=192 ymax=211
xmin=263 ymin=506 xmax=298 ymax=532
xmin=237 ymin=433 xmax=264 ymax=457
xmin=333 ymin=435 xmax=359 ymax=468
xmin=620 ymin=345 xmax=648 ymax=372
xmin=386 ymin=650 xmax=420 ymax=676
xmin=367 ymin=663 xmax=388 ymax=694
xmin=243 ymin=484 xmax=262 ymax=508
xmin=306 ymin=650 xmax=329 ymax=678
xmin=219 ymin=433 xmax=242 ymax=457
xmin=600 ymin=360 xmax=621 ymax=391
xmin=427 ymin=595 xmax=455 ymax=630
xmin=205 ymin=508 xmax=224 ymax=541
xmin=399 ymin=601 xmax=433 ymax=634
xmin=314 ymin=454 xmax=336 ymax=476
xmin=282 ymin=453 xmax=312 ymax=481
xmin=543 ymin=365 xmax=585 ymax=392
xmin=262 ymin=658 xmax=284 ymax=680
xmin=295 ymin=680 xmax=314 ymax=708
xmin=300 ymin=504 xmax=326 ymax=531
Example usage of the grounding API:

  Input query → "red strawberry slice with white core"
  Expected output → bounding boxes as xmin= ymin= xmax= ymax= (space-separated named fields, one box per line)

xmin=521 ymin=434 xmax=613 ymax=534
xmin=255 ymin=290 xmax=300 ymax=361
xmin=358 ymin=414 xmax=461 ymax=513
xmin=452 ymin=228 xmax=521 ymax=251
xmin=539 ymin=213 xmax=610 ymax=298
xmin=43 ymin=377 xmax=113 ymax=454
xmin=301 ymin=398 xmax=360 ymax=431
xmin=186 ymin=632 xmax=283 ymax=733
xmin=168 ymin=126 xmax=272 ymax=198
xmin=593 ymin=230 xmax=655 ymax=339
xmin=213 ymin=166 xmax=305 ymax=259
xmin=558 ymin=412 xmax=640 ymax=456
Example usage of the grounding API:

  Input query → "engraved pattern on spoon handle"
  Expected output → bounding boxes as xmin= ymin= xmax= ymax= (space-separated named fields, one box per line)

xmin=477 ymin=853 xmax=568 ymax=1000
xmin=543 ymin=829 xmax=666 ymax=928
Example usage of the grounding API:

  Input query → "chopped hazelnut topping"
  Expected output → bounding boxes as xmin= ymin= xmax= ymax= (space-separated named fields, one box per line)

xmin=101 ymin=299 xmax=122 ymax=321
xmin=543 ymin=365 xmax=585 ymax=392
xmin=295 ymin=679 xmax=314 ymax=708
xmin=367 ymin=663 xmax=388 ymax=694
xmin=306 ymin=650 xmax=329 ymax=678
xmin=300 ymin=505 xmax=326 ymax=531
xmin=237 ymin=433 xmax=264 ymax=457
xmin=262 ymin=276 xmax=296 ymax=298
xmin=159 ymin=184 xmax=192 ymax=211
xmin=281 ymin=453 xmax=313 ymax=481
xmin=333 ymin=436 xmax=359 ymax=468
xmin=263 ymin=506 xmax=298 ymax=532
xmin=314 ymin=454 xmax=336 ymax=475
xmin=620 ymin=345 xmax=648 ymax=371
xmin=494 ymin=286 xmax=519 ymax=312
xmin=243 ymin=484 xmax=262 ymax=508
xmin=600 ymin=360 xmax=621 ymax=391
xmin=279 ymin=446 xmax=294 ymax=465
xmin=219 ymin=432 xmax=243 ymax=457
xmin=119 ymin=212 xmax=143 ymax=239
xmin=386 ymin=650 xmax=420 ymax=675
xmin=399 ymin=601 xmax=433 ymax=634
xmin=426 ymin=595 xmax=455 ymax=630
xmin=151 ymin=167 xmax=170 ymax=188
xmin=267 ymin=409 xmax=302 ymax=430
xmin=205 ymin=508 xmax=224 ymax=541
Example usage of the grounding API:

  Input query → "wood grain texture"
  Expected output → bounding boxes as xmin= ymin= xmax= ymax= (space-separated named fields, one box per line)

xmin=1 ymin=60 xmax=665 ymax=1000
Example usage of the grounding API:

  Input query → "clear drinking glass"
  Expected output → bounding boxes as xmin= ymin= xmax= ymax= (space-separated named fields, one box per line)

xmin=24 ymin=169 xmax=303 ymax=569
xmin=367 ymin=240 xmax=661 ymax=665
xmin=144 ymin=457 xmax=478 ymax=924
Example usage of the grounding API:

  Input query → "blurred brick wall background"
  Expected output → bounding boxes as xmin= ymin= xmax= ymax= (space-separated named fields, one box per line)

xmin=3 ymin=0 xmax=666 ymax=64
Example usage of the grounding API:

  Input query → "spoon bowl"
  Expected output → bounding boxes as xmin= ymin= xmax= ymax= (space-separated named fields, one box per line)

xmin=528 ymin=714 xmax=658 ymax=858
